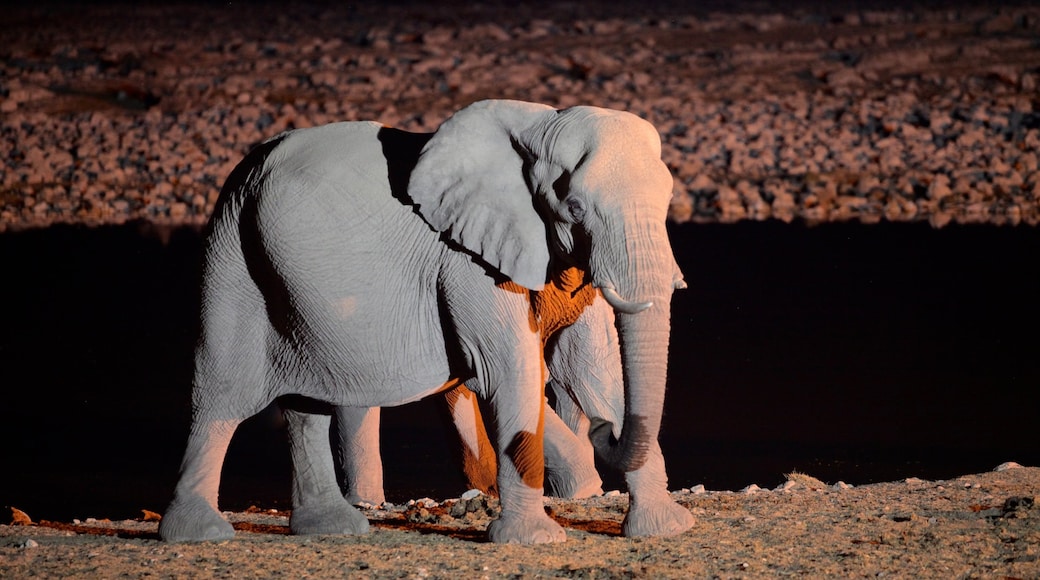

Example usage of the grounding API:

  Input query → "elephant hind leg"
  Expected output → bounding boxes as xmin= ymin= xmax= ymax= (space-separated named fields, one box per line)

xmin=286 ymin=407 xmax=369 ymax=536
xmin=159 ymin=418 xmax=241 ymax=542
xmin=544 ymin=384 xmax=603 ymax=499
xmin=162 ymin=283 xmax=272 ymax=541
xmin=335 ymin=406 xmax=386 ymax=506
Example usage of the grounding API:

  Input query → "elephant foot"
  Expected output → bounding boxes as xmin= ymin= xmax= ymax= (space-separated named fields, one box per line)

xmin=159 ymin=495 xmax=235 ymax=542
xmin=621 ymin=498 xmax=695 ymax=538
xmin=344 ymin=491 xmax=386 ymax=507
xmin=487 ymin=511 xmax=567 ymax=544
xmin=290 ymin=499 xmax=370 ymax=535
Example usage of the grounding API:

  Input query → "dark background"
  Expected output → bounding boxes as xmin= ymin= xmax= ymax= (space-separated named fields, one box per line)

xmin=2 ymin=220 xmax=1037 ymax=522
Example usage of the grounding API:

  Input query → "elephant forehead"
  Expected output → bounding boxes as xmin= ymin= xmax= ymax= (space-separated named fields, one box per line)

xmin=574 ymin=153 xmax=674 ymax=208
xmin=551 ymin=111 xmax=671 ymax=197
xmin=557 ymin=107 xmax=662 ymax=153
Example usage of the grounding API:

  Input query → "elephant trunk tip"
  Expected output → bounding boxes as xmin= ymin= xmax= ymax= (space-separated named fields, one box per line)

xmin=588 ymin=416 xmax=652 ymax=472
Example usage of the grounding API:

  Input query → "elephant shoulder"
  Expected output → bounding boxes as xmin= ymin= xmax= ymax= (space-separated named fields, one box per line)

xmin=265 ymin=121 xmax=388 ymax=182
xmin=248 ymin=122 xmax=401 ymax=211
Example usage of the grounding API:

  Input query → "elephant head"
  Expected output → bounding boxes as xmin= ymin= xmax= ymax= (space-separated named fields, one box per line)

xmin=409 ymin=100 xmax=684 ymax=472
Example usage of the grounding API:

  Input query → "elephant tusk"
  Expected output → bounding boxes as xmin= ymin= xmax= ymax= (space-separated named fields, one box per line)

xmin=599 ymin=286 xmax=653 ymax=314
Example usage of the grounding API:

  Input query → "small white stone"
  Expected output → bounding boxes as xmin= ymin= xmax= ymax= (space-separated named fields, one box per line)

xmin=741 ymin=484 xmax=762 ymax=494
xmin=688 ymin=484 xmax=706 ymax=495
xmin=994 ymin=461 xmax=1023 ymax=472
xmin=20 ymin=539 xmax=38 ymax=549
xmin=604 ymin=490 xmax=621 ymax=497
xmin=460 ymin=489 xmax=483 ymax=501
xmin=832 ymin=481 xmax=852 ymax=490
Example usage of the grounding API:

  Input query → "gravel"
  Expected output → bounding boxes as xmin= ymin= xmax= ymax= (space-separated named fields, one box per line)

xmin=2 ymin=2 xmax=1038 ymax=232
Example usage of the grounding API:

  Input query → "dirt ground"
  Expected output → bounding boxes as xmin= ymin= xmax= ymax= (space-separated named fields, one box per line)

xmin=3 ymin=465 xmax=1038 ymax=578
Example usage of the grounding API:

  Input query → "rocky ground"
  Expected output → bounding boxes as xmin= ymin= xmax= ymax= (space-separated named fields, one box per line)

xmin=1 ymin=1 xmax=1039 ymax=232
xmin=3 ymin=464 xmax=1038 ymax=578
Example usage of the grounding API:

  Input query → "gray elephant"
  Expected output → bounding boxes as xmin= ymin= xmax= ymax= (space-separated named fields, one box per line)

xmin=159 ymin=99 xmax=686 ymax=544
xmin=302 ymin=287 xmax=693 ymax=537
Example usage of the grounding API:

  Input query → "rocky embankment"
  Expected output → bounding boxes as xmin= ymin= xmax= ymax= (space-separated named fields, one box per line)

xmin=1 ymin=2 xmax=1039 ymax=232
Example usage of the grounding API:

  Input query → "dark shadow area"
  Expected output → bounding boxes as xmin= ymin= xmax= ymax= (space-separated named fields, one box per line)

xmin=656 ymin=219 xmax=1040 ymax=492
xmin=1 ymin=220 xmax=1038 ymax=522
xmin=34 ymin=520 xmax=159 ymax=540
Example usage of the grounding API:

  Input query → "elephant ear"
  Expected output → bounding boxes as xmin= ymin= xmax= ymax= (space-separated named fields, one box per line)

xmin=408 ymin=100 xmax=556 ymax=291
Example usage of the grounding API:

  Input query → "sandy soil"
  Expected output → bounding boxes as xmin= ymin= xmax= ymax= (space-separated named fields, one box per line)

xmin=3 ymin=465 xmax=1038 ymax=578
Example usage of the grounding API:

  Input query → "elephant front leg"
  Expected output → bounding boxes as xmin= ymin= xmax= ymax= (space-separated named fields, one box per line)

xmin=621 ymin=441 xmax=695 ymax=537
xmin=484 ymin=373 xmax=567 ymax=544
xmin=284 ymin=408 xmax=369 ymax=535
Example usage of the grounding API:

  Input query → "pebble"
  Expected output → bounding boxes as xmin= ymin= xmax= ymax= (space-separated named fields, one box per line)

xmin=19 ymin=539 xmax=38 ymax=549
xmin=994 ymin=461 xmax=1023 ymax=472
xmin=460 ymin=489 xmax=483 ymax=501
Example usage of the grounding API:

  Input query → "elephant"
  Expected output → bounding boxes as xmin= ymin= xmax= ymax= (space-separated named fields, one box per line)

xmin=300 ymin=284 xmax=694 ymax=538
xmin=159 ymin=99 xmax=686 ymax=544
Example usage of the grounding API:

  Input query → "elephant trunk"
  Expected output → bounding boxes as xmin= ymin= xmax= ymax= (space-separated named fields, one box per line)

xmin=588 ymin=228 xmax=675 ymax=473
xmin=590 ymin=304 xmax=671 ymax=472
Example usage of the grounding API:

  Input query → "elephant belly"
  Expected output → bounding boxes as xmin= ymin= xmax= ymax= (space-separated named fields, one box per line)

xmin=248 ymin=124 xmax=459 ymax=407
xmin=270 ymin=228 xmax=456 ymax=406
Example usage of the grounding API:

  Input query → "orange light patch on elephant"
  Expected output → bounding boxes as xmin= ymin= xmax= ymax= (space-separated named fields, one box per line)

xmin=435 ymin=377 xmax=465 ymax=395
xmin=533 ymin=267 xmax=597 ymax=341
xmin=446 ymin=388 xmax=499 ymax=496
xmin=505 ymin=429 xmax=546 ymax=490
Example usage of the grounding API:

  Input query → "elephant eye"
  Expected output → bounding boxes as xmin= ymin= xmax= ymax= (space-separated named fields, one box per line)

xmin=565 ymin=197 xmax=586 ymax=223
xmin=552 ymin=172 xmax=571 ymax=200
